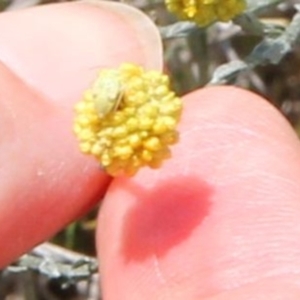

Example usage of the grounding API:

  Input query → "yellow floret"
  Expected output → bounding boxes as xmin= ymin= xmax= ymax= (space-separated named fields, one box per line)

xmin=73 ymin=63 xmax=182 ymax=177
xmin=165 ymin=0 xmax=247 ymax=27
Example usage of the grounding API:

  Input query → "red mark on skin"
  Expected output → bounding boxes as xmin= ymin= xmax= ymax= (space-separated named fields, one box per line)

xmin=121 ymin=177 xmax=213 ymax=262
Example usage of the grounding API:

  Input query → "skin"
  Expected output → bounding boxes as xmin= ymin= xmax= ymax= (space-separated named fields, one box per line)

xmin=1 ymin=1 xmax=300 ymax=299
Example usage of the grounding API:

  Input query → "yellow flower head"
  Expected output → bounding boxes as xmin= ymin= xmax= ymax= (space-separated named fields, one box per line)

xmin=165 ymin=0 xmax=247 ymax=26
xmin=73 ymin=63 xmax=182 ymax=177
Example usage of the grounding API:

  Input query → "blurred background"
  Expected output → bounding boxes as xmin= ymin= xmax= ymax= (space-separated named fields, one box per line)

xmin=0 ymin=0 xmax=299 ymax=299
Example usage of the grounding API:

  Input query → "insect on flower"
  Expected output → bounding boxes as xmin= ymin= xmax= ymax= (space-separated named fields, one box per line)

xmin=74 ymin=63 xmax=183 ymax=176
xmin=92 ymin=70 xmax=125 ymax=118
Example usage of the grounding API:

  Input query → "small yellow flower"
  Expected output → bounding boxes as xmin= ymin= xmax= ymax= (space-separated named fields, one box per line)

xmin=165 ymin=0 xmax=247 ymax=27
xmin=73 ymin=63 xmax=182 ymax=177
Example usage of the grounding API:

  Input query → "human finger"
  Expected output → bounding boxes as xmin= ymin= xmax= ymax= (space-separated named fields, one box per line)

xmin=0 ymin=1 xmax=162 ymax=267
xmin=98 ymin=86 xmax=300 ymax=299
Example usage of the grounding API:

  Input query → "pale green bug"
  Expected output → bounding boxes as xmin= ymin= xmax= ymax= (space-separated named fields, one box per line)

xmin=92 ymin=70 xmax=125 ymax=118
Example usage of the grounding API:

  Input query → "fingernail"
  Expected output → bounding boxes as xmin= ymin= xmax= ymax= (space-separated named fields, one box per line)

xmin=81 ymin=0 xmax=163 ymax=71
